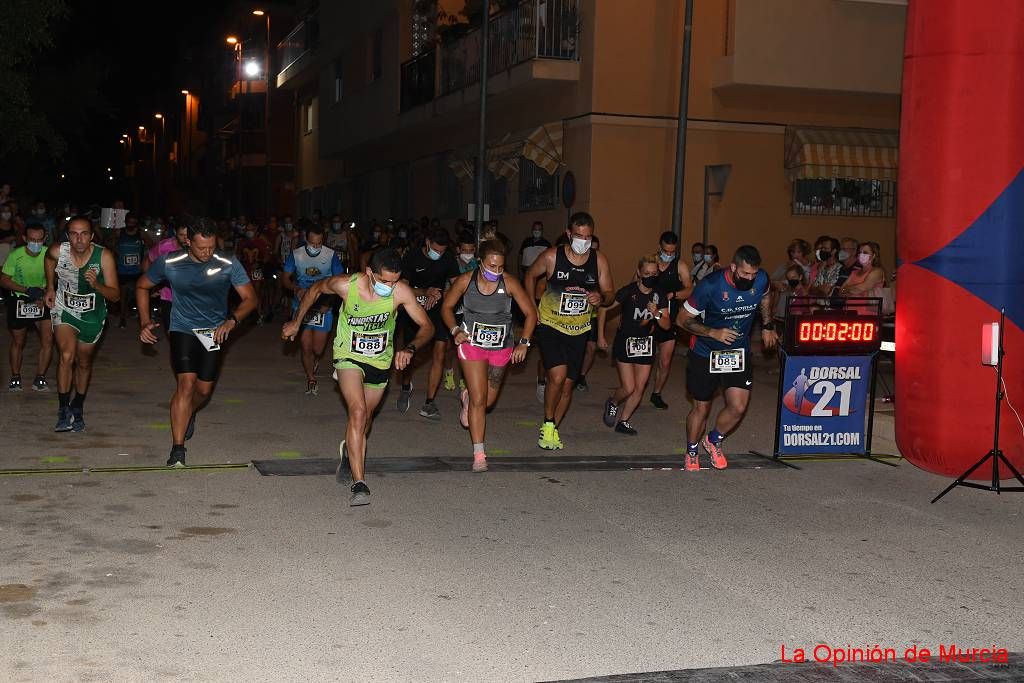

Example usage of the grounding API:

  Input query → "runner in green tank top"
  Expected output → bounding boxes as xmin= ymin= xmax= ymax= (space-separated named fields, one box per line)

xmin=282 ymin=248 xmax=434 ymax=507
xmin=44 ymin=217 xmax=120 ymax=432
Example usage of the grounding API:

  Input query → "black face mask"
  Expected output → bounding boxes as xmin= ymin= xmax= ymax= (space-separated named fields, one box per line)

xmin=640 ymin=275 xmax=659 ymax=289
xmin=733 ymin=274 xmax=755 ymax=291
xmin=787 ymin=279 xmax=801 ymax=289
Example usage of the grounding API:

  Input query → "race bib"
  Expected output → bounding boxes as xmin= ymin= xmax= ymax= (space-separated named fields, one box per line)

xmin=470 ymin=322 xmax=506 ymax=349
xmin=710 ymin=348 xmax=745 ymax=374
xmin=63 ymin=291 xmax=96 ymax=313
xmin=123 ymin=254 xmax=140 ymax=267
xmin=16 ymin=299 xmax=43 ymax=320
xmin=625 ymin=336 xmax=653 ymax=358
xmin=558 ymin=292 xmax=589 ymax=316
xmin=192 ymin=327 xmax=221 ymax=352
xmin=351 ymin=330 xmax=388 ymax=357
xmin=416 ymin=295 xmax=429 ymax=306
xmin=304 ymin=310 xmax=326 ymax=327
xmin=251 ymin=267 xmax=264 ymax=282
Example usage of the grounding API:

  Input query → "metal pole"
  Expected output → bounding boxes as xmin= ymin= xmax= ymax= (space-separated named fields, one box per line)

xmin=670 ymin=0 xmax=694 ymax=237
xmin=474 ymin=2 xmax=490 ymax=244
xmin=264 ymin=14 xmax=272 ymax=220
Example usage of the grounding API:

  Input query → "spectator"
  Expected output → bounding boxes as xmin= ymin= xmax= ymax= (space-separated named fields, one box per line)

xmin=774 ymin=263 xmax=811 ymax=319
xmin=772 ymin=238 xmax=812 ymax=283
xmin=810 ymin=236 xmax=842 ymax=296
xmin=519 ymin=220 xmax=551 ymax=277
xmin=690 ymin=242 xmax=705 ymax=270
xmin=832 ymin=236 xmax=860 ymax=291
xmin=838 ymin=241 xmax=886 ymax=299
xmin=692 ymin=244 xmax=719 ymax=281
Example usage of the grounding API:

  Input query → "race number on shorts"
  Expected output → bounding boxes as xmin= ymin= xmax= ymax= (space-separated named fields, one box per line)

xmin=558 ymin=292 xmax=589 ymax=316
xmin=470 ymin=322 xmax=506 ymax=349
xmin=304 ymin=310 xmax=326 ymax=327
xmin=192 ymin=327 xmax=221 ymax=352
xmin=123 ymin=254 xmax=140 ymax=266
xmin=251 ymin=268 xmax=264 ymax=281
xmin=16 ymin=299 xmax=44 ymax=320
xmin=625 ymin=336 xmax=653 ymax=358
xmin=351 ymin=331 xmax=388 ymax=357
xmin=709 ymin=348 xmax=744 ymax=374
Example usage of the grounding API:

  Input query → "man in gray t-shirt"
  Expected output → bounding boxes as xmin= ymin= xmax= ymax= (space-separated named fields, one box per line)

xmin=136 ymin=223 xmax=258 ymax=468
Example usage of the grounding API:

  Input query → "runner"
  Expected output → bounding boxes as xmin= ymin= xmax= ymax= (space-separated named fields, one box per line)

xmin=525 ymin=212 xmax=614 ymax=450
xmin=574 ymin=234 xmax=601 ymax=392
xmin=602 ymin=254 xmax=671 ymax=435
xmin=43 ymin=216 xmax=120 ymax=432
xmin=442 ymin=230 xmax=479 ymax=393
xmin=649 ymin=231 xmax=693 ymax=410
xmin=237 ymin=223 xmax=271 ymax=324
xmin=395 ymin=227 xmax=460 ymax=419
xmin=147 ymin=224 xmax=191 ymax=333
xmin=1 ymin=224 xmax=53 ymax=392
xmin=282 ymin=248 xmax=434 ymax=506
xmin=282 ymin=222 xmax=344 ymax=395
xmin=441 ymin=240 xmax=536 ymax=471
xmin=136 ymin=220 xmax=257 ymax=467
xmin=114 ymin=213 xmax=146 ymax=328
xmin=677 ymin=245 xmax=777 ymax=470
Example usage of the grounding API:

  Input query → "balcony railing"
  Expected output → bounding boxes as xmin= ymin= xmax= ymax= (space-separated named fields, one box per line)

xmin=277 ymin=16 xmax=319 ymax=78
xmin=400 ymin=49 xmax=436 ymax=112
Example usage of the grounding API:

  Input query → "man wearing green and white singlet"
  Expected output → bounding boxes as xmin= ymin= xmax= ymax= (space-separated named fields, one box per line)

xmin=44 ymin=216 xmax=120 ymax=433
xmin=282 ymin=248 xmax=433 ymax=507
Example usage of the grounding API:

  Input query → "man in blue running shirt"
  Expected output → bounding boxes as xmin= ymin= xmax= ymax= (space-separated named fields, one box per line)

xmin=677 ymin=245 xmax=778 ymax=471
xmin=282 ymin=221 xmax=344 ymax=395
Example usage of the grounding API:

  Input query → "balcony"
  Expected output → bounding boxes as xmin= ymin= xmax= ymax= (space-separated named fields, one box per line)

xmin=399 ymin=0 xmax=580 ymax=113
xmin=276 ymin=16 xmax=319 ymax=90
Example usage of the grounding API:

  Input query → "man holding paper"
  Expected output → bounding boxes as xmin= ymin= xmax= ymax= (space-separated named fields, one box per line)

xmin=136 ymin=220 xmax=256 ymax=468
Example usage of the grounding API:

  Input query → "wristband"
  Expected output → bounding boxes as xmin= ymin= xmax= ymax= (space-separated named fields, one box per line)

xmin=517 ymin=337 xmax=531 ymax=347
xmin=451 ymin=325 xmax=462 ymax=336
xmin=405 ymin=343 xmax=417 ymax=354
xmin=762 ymin=321 xmax=776 ymax=332
xmin=228 ymin=314 xmax=239 ymax=325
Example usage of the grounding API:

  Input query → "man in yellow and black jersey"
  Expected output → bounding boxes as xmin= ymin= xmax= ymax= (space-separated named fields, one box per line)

xmin=525 ymin=211 xmax=614 ymax=450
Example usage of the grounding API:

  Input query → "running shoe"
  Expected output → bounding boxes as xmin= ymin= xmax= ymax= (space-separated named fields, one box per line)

xmin=574 ymin=377 xmax=589 ymax=392
xmin=305 ymin=379 xmax=319 ymax=396
xmin=185 ymin=412 xmax=197 ymax=441
xmin=336 ymin=440 xmax=352 ymax=485
xmin=458 ymin=378 xmax=466 ymax=392
xmin=615 ymin=421 xmax=637 ymax=436
xmin=54 ymin=407 xmax=74 ymax=432
xmin=443 ymin=368 xmax=456 ymax=391
xmin=32 ymin=376 xmax=49 ymax=392
xmin=70 ymin=408 xmax=86 ymax=432
xmin=349 ymin=481 xmax=371 ymax=506
xmin=684 ymin=448 xmax=700 ymax=472
xmin=459 ymin=389 xmax=469 ymax=429
xmin=8 ymin=376 xmax=22 ymax=392
xmin=602 ymin=398 xmax=618 ymax=428
xmin=397 ymin=383 xmax=413 ymax=413
xmin=536 ymin=381 xmax=546 ymax=404
xmin=650 ymin=393 xmax=669 ymax=410
xmin=418 ymin=401 xmax=441 ymax=421
xmin=166 ymin=445 xmax=187 ymax=468
xmin=538 ymin=422 xmax=564 ymax=450
xmin=701 ymin=435 xmax=728 ymax=469
xmin=472 ymin=452 xmax=488 ymax=472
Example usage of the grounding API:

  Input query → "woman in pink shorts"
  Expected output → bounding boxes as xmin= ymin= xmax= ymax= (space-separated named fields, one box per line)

xmin=442 ymin=240 xmax=537 ymax=472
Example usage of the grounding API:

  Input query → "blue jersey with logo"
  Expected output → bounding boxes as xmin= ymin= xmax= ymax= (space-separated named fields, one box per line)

xmin=145 ymin=251 xmax=251 ymax=333
xmin=283 ymin=245 xmax=344 ymax=292
xmin=683 ymin=268 xmax=769 ymax=358
xmin=116 ymin=232 xmax=146 ymax=276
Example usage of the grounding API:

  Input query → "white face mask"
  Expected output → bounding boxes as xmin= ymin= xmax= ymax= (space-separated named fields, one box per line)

xmin=570 ymin=237 xmax=591 ymax=255
xmin=459 ymin=252 xmax=474 ymax=263
xmin=838 ymin=249 xmax=850 ymax=262
xmin=26 ymin=241 xmax=44 ymax=254
xmin=0 ymin=212 xmax=11 ymax=221
xmin=532 ymin=229 xmax=542 ymax=239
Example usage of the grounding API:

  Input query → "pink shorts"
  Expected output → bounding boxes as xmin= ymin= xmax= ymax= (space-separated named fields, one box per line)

xmin=457 ymin=343 xmax=514 ymax=367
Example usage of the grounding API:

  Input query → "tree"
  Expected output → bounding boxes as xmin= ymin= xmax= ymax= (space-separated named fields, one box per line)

xmin=0 ymin=0 xmax=69 ymax=159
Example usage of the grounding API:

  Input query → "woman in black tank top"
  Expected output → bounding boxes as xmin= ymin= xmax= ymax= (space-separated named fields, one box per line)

xmin=441 ymin=240 xmax=537 ymax=472
xmin=649 ymin=231 xmax=693 ymax=410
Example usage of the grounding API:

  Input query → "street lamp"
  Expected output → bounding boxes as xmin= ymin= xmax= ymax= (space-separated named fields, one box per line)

xmin=226 ymin=36 xmax=238 ymax=45
xmin=244 ymin=61 xmax=261 ymax=78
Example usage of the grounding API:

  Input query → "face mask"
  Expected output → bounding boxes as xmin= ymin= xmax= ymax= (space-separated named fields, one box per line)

xmin=284 ymin=223 xmax=293 ymax=230
xmin=305 ymin=245 xmax=322 ymax=257
xmin=481 ymin=267 xmax=501 ymax=282
xmin=640 ymin=275 xmax=659 ymax=288
xmin=733 ymin=273 xmax=755 ymax=291
xmin=34 ymin=209 xmax=45 ymax=216
xmin=692 ymin=253 xmax=703 ymax=263
xmin=372 ymin=230 xmax=381 ymax=240
xmin=0 ymin=212 xmax=11 ymax=221
xmin=459 ymin=253 xmax=474 ymax=263
xmin=837 ymin=249 xmax=850 ymax=262
xmin=397 ymin=230 xmax=408 ymax=239
xmin=816 ymin=249 xmax=831 ymax=261
xmin=570 ymin=237 xmax=591 ymax=255
xmin=26 ymin=241 xmax=43 ymax=255
xmin=787 ymin=278 xmax=801 ymax=289
xmin=703 ymin=254 xmax=713 ymax=263
xmin=331 ymin=222 xmax=342 ymax=232
xmin=532 ymin=229 xmax=542 ymax=239
xmin=370 ymin=274 xmax=394 ymax=297
xmin=659 ymin=251 xmax=674 ymax=263
xmin=245 ymin=231 xmax=254 ymax=239
xmin=427 ymin=247 xmax=442 ymax=261
xmin=858 ymin=253 xmax=872 ymax=266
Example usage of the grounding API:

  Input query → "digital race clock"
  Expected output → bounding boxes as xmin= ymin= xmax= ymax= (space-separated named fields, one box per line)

xmin=785 ymin=314 xmax=882 ymax=354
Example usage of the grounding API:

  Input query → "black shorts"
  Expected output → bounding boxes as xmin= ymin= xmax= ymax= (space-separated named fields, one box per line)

xmin=6 ymin=300 xmax=49 ymax=331
xmin=653 ymin=302 xmax=679 ymax=343
xmin=686 ymin=352 xmax=753 ymax=402
xmin=118 ymin=273 xmax=141 ymax=288
xmin=586 ymin=321 xmax=598 ymax=343
xmin=536 ymin=324 xmax=589 ymax=380
xmin=613 ymin=333 xmax=656 ymax=366
xmin=398 ymin=306 xmax=449 ymax=345
xmin=169 ymin=331 xmax=222 ymax=382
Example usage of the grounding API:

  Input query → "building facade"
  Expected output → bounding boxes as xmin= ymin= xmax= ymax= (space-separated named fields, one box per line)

xmin=277 ymin=0 xmax=905 ymax=285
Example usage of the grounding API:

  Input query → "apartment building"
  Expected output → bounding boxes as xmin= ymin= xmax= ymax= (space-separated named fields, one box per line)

xmin=277 ymin=0 xmax=905 ymax=284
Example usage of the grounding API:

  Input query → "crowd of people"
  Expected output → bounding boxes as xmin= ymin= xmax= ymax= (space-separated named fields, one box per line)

xmin=1 ymin=183 xmax=890 ymax=506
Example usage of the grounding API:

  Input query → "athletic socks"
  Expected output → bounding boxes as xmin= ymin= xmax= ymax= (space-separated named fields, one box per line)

xmin=708 ymin=429 xmax=724 ymax=444
xmin=687 ymin=442 xmax=699 ymax=454
xmin=58 ymin=392 xmax=71 ymax=409
xmin=70 ymin=392 xmax=86 ymax=411
xmin=473 ymin=442 xmax=485 ymax=455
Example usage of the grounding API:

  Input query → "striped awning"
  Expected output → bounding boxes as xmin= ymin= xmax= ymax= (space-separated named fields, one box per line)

xmin=522 ymin=123 xmax=564 ymax=176
xmin=785 ymin=127 xmax=899 ymax=181
xmin=448 ymin=158 xmax=474 ymax=180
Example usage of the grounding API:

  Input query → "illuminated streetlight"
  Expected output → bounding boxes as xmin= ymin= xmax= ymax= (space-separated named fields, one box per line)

xmin=226 ymin=36 xmax=238 ymax=45
xmin=244 ymin=61 xmax=261 ymax=78
xmin=154 ymin=113 xmax=163 ymax=119
xmin=119 ymin=139 xmax=125 ymax=144
xmin=138 ymin=125 xmax=145 ymax=131
xmin=121 ymin=133 xmax=129 ymax=138
xmin=181 ymin=89 xmax=189 ymax=95
xmin=252 ymin=9 xmax=265 ymax=16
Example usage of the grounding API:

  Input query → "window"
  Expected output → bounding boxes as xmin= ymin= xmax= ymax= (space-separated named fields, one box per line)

xmin=333 ymin=57 xmax=344 ymax=103
xmin=487 ymin=171 xmax=507 ymax=216
xmin=370 ymin=28 xmax=383 ymax=82
xmin=411 ymin=0 xmax=435 ymax=57
xmin=302 ymin=99 xmax=315 ymax=134
xmin=792 ymin=177 xmax=895 ymax=218
xmin=518 ymin=158 xmax=558 ymax=211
